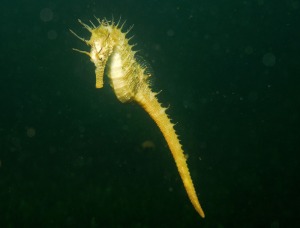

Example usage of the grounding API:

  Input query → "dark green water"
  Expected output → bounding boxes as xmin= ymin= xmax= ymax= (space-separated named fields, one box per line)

xmin=0 ymin=0 xmax=299 ymax=227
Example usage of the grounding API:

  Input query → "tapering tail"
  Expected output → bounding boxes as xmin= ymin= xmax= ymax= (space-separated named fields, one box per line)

xmin=134 ymin=87 xmax=205 ymax=218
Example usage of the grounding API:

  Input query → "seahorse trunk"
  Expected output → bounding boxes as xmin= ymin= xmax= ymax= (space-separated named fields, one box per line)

xmin=134 ymin=87 xmax=205 ymax=218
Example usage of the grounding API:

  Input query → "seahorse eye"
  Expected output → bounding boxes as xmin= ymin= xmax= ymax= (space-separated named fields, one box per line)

xmin=98 ymin=54 xmax=104 ymax=61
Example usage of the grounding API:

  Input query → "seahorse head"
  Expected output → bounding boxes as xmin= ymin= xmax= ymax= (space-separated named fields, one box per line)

xmin=70 ymin=19 xmax=114 ymax=89
xmin=88 ymin=27 xmax=114 ymax=88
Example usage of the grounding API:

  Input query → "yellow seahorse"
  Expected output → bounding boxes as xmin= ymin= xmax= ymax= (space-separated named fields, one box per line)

xmin=70 ymin=18 xmax=205 ymax=218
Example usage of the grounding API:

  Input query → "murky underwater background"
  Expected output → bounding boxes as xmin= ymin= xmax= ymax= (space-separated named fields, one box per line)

xmin=0 ymin=0 xmax=299 ymax=227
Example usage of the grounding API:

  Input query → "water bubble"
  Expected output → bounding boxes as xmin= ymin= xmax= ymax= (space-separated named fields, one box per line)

xmin=26 ymin=128 xmax=36 ymax=138
xmin=248 ymin=91 xmax=258 ymax=102
xmin=47 ymin=30 xmax=57 ymax=40
xmin=290 ymin=0 xmax=299 ymax=9
xmin=245 ymin=46 xmax=253 ymax=55
xmin=262 ymin=52 xmax=276 ymax=67
xmin=167 ymin=29 xmax=175 ymax=36
xmin=40 ymin=8 xmax=53 ymax=22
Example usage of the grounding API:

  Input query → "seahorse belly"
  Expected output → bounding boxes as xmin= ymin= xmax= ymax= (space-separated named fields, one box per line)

xmin=108 ymin=52 xmax=132 ymax=102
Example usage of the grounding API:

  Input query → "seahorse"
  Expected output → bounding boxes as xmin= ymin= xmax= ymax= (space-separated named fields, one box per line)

xmin=70 ymin=18 xmax=205 ymax=218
